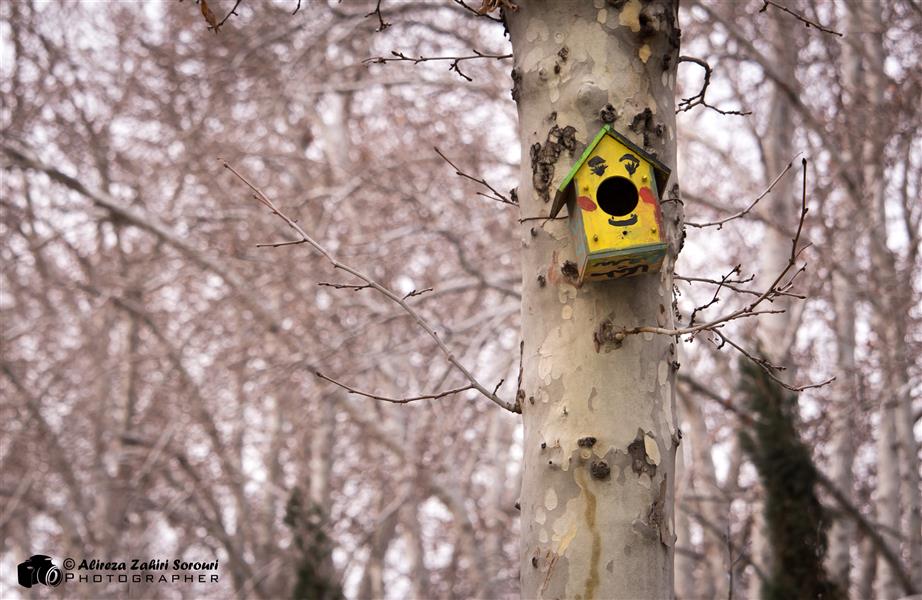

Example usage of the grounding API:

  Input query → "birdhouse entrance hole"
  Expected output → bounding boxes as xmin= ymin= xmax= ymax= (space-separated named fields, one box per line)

xmin=597 ymin=176 xmax=639 ymax=217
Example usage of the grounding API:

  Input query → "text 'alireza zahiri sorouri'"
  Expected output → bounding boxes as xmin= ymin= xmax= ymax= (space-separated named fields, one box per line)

xmin=62 ymin=558 xmax=221 ymax=585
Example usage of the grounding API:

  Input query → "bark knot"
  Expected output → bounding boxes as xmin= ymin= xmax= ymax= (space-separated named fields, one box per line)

xmin=560 ymin=260 xmax=579 ymax=282
xmin=627 ymin=434 xmax=658 ymax=477
xmin=593 ymin=319 xmax=625 ymax=352
xmin=589 ymin=460 xmax=611 ymax=480
xmin=599 ymin=103 xmax=618 ymax=124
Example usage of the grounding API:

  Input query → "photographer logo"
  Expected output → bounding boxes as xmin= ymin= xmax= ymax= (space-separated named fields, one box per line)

xmin=17 ymin=555 xmax=63 ymax=588
xmin=13 ymin=553 xmax=220 ymax=588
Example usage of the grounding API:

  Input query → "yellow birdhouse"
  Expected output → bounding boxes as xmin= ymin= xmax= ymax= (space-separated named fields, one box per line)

xmin=550 ymin=125 xmax=671 ymax=283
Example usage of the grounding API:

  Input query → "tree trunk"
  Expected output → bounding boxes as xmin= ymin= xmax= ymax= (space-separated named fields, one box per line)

xmin=507 ymin=2 xmax=681 ymax=597
xmin=681 ymin=392 xmax=728 ymax=600
xmin=747 ymin=12 xmax=800 ymax=600
xmin=674 ymin=440 xmax=695 ymax=598
xmin=857 ymin=3 xmax=922 ymax=598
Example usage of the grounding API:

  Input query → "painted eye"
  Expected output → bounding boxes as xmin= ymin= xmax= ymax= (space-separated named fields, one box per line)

xmin=597 ymin=176 xmax=638 ymax=217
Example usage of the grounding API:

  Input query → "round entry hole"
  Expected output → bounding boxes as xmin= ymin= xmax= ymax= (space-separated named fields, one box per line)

xmin=597 ymin=176 xmax=638 ymax=217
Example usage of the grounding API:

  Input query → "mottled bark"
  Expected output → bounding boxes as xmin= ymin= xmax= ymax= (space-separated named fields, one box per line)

xmin=508 ymin=1 xmax=682 ymax=597
xmin=674 ymin=433 xmax=696 ymax=598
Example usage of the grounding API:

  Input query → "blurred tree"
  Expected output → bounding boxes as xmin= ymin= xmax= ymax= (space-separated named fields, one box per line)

xmin=739 ymin=358 xmax=842 ymax=600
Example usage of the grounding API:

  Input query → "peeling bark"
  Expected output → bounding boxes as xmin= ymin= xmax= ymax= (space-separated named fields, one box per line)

xmin=508 ymin=1 xmax=681 ymax=597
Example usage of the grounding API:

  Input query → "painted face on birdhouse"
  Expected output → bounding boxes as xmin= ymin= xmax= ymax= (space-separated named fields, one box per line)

xmin=549 ymin=125 xmax=669 ymax=283
xmin=553 ymin=126 xmax=670 ymax=282
xmin=573 ymin=136 xmax=664 ymax=253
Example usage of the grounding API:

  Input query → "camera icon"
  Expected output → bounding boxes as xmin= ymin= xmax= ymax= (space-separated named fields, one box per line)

xmin=17 ymin=554 xmax=63 ymax=588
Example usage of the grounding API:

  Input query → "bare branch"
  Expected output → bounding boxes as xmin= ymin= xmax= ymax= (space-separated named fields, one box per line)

xmin=434 ymin=146 xmax=516 ymax=206
xmin=682 ymin=504 xmax=768 ymax=583
xmin=687 ymin=264 xmax=742 ymax=328
xmin=255 ymin=238 xmax=308 ymax=248
xmin=686 ymin=157 xmax=799 ymax=229
xmin=453 ymin=0 xmax=503 ymax=22
xmin=518 ymin=215 xmax=566 ymax=224
xmin=220 ymin=159 xmax=520 ymax=413
xmin=402 ymin=287 xmax=433 ymax=299
xmin=676 ymin=274 xmax=806 ymax=300
xmin=677 ymin=56 xmax=751 ymax=116
xmin=1 ymin=142 xmax=288 ymax=336
xmin=710 ymin=329 xmax=835 ymax=393
xmin=317 ymin=281 xmax=373 ymax=292
xmin=363 ymin=49 xmax=512 ymax=82
xmin=759 ymin=0 xmax=843 ymax=37
xmin=315 ymin=371 xmax=474 ymax=404
xmin=213 ymin=0 xmax=243 ymax=32
xmin=364 ymin=0 xmax=391 ymax=32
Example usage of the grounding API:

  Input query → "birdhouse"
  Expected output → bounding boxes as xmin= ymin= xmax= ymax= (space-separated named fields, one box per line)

xmin=549 ymin=125 xmax=671 ymax=283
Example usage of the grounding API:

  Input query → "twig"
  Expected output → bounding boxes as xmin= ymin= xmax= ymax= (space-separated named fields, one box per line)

xmin=256 ymin=239 xmax=308 ymax=248
xmin=688 ymin=264 xmax=741 ymax=327
xmin=686 ymin=157 xmax=799 ymax=229
xmin=291 ymin=0 xmax=301 ymax=15
xmin=213 ymin=0 xmax=243 ymax=31
xmin=453 ymin=0 xmax=503 ymax=22
xmin=492 ymin=378 xmax=504 ymax=395
xmin=710 ymin=330 xmax=835 ymax=392
xmin=220 ymin=159 xmax=520 ymax=413
xmin=677 ymin=56 xmax=751 ymax=116
xmin=364 ymin=0 xmax=391 ymax=32
xmin=759 ymin=0 xmax=843 ymax=37
xmin=402 ymin=287 xmax=433 ymax=299
xmin=434 ymin=147 xmax=516 ymax=206
xmin=363 ymin=49 xmax=512 ymax=82
xmin=518 ymin=215 xmax=566 ymax=223
xmin=676 ymin=274 xmax=806 ymax=300
xmin=315 ymin=372 xmax=473 ymax=404
xmin=318 ymin=281 xmax=372 ymax=292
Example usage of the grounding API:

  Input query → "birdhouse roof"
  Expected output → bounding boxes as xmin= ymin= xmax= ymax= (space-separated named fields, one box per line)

xmin=549 ymin=124 xmax=672 ymax=218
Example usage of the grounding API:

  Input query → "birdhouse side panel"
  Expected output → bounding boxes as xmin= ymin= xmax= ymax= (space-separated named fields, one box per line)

xmin=584 ymin=243 xmax=667 ymax=281
xmin=567 ymin=194 xmax=591 ymax=278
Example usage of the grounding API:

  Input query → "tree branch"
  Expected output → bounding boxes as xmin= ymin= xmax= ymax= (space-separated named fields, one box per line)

xmin=220 ymin=159 xmax=520 ymax=413
xmin=434 ymin=146 xmax=516 ymax=206
xmin=363 ymin=49 xmax=512 ymax=82
xmin=759 ymin=0 xmax=843 ymax=37
xmin=364 ymin=0 xmax=391 ymax=32
xmin=686 ymin=156 xmax=799 ymax=229
xmin=315 ymin=371 xmax=474 ymax=404
xmin=677 ymin=56 xmax=751 ymax=116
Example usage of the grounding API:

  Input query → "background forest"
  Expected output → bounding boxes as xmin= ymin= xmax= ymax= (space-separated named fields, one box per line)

xmin=0 ymin=1 xmax=919 ymax=599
